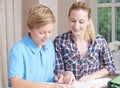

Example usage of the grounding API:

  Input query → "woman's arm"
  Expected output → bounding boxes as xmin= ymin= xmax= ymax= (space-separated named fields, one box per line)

xmin=78 ymin=68 xmax=109 ymax=82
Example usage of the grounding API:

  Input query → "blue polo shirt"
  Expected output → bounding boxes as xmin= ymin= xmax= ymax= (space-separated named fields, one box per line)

xmin=9 ymin=34 xmax=55 ymax=83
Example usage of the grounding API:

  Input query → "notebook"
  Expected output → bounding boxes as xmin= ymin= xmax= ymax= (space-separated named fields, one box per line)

xmin=73 ymin=78 xmax=111 ymax=88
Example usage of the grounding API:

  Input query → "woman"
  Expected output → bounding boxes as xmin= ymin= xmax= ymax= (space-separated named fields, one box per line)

xmin=54 ymin=1 xmax=116 ymax=83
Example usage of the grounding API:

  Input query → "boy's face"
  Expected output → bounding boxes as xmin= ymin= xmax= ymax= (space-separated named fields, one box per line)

xmin=28 ymin=23 xmax=54 ymax=48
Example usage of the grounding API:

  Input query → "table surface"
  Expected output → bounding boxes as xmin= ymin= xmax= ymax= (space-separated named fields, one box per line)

xmin=106 ymin=73 xmax=119 ymax=79
xmin=43 ymin=74 xmax=120 ymax=88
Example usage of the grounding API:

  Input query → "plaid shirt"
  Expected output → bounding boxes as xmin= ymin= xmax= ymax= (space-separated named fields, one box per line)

xmin=53 ymin=31 xmax=115 ymax=80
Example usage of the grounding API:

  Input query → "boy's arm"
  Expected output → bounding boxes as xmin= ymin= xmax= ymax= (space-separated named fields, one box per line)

xmin=10 ymin=77 xmax=74 ymax=88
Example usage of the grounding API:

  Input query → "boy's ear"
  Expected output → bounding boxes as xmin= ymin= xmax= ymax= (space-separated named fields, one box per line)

xmin=27 ymin=26 xmax=32 ymax=33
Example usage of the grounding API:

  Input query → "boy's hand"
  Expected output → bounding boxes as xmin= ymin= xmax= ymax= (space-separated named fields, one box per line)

xmin=62 ymin=71 xmax=76 ymax=84
xmin=54 ymin=71 xmax=76 ymax=84
xmin=54 ymin=74 xmax=64 ymax=84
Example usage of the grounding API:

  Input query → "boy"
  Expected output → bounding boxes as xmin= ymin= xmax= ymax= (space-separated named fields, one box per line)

xmin=9 ymin=4 xmax=67 ymax=88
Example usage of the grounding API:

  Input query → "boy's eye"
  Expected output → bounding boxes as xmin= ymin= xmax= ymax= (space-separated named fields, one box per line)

xmin=48 ymin=31 xmax=52 ymax=33
xmin=39 ymin=32 xmax=45 ymax=34
xmin=39 ymin=31 xmax=52 ymax=34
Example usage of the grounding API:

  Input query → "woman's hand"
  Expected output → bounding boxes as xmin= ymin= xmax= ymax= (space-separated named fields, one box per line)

xmin=78 ymin=74 xmax=95 ymax=82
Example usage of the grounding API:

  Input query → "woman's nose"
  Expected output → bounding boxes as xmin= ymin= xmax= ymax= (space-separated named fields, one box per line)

xmin=74 ymin=22 xmax=80 ymax=28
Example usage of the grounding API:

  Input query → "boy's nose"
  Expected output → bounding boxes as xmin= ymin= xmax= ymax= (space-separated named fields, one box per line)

xmin=45 ymin=33 xmax=51 ymax=39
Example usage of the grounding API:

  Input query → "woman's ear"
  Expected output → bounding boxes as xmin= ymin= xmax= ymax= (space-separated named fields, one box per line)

xmin=88 ymin=18 xmax=91 ymax=25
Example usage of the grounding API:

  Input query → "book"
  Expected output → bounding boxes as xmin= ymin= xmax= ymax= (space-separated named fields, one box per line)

xmin=73 ymin=78 xmax=111 ymax=88
xmin=41 ymin=78 xmax=111 ymax=88
xmin=108 ymin=75 xmax=120 ymax=88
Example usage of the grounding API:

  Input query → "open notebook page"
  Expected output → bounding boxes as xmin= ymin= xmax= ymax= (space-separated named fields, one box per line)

xmin=73 ymin=78 xmax=111 ymax=88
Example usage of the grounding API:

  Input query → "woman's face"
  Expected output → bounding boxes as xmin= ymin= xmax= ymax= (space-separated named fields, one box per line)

xmin=69 ymin=9 xmax=89 ymax=36
xmin=28 ymin=23 xmax=54 ymax=48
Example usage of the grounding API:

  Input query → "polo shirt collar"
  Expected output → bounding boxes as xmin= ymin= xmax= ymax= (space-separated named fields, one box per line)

xmin=24 ymin=33 xmax=48 ymax=54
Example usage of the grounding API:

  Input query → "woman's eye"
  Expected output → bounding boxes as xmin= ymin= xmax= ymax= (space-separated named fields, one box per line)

xmin=79 ymin=21 xmax=84 ymax=24
xmin=71 ymin=20 xmax=76 ymax=22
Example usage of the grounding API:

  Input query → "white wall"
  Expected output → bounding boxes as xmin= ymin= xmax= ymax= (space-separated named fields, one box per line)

xmin=22 ymin=0 xmax=86 ymax=39
xmin=58 ymin=0 xmax=76 ymax=35
xmin=22 ymin=0 xmax=39 ymax=37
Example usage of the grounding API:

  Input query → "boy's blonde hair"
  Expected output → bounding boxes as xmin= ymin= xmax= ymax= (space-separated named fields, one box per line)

xmin=68 ymin=2 xmax=95 ymax=42
xmin=27 ymin=4 xmax=55 ymax=30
